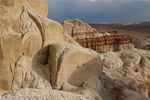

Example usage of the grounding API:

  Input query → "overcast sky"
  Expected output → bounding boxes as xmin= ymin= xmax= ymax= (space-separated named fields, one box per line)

xmin=46 ymin=0 xmax=150 ymax=22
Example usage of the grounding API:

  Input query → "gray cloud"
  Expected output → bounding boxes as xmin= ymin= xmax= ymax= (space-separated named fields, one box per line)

xmin=46 ymin=0 xmax=150 ymax=22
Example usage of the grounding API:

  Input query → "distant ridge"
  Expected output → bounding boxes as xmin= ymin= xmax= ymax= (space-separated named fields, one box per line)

xmin=89 ymin=21 xmax=150 ymax=26
xmin=138 ymin=21 xmax=150 ymax=26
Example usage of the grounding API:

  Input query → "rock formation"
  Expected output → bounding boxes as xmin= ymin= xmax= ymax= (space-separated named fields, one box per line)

xmin=0 ymin=0 xmax=72 ymax=91
xmin=48 ymin=42 xmax=102 ymax=89
xmin=0 ymin=0 xmax=23 ymax=91
xmin=0 ymin=0 xmax=150 ymax=100
xmin=62 ymin=19 xmax=134 ymax=53
xmin=75 ymin=34 xmax=134 ymax=53
xmin=133 ymin=36 xmax=150 ymax=50
xmin=98 ymin=49 xmax=150 ymax=99
xmin=12 ymin=55 xmax=52 ymax=90
xmin=0 ymin=0 xmax=103 ymax=99
xmin=62 ymin=19 xmax=97 ymax=36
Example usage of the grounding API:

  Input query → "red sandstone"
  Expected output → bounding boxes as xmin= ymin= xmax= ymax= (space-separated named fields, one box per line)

xmin=74 ymin=32 xmax=133 ymax=53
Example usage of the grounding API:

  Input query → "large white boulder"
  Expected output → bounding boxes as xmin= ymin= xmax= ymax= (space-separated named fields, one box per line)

xmin=48 ymin=42 xmax=103 ymax=89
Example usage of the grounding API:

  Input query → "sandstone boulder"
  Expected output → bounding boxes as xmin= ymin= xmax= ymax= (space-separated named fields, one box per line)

xmin=43 ymin=18 xmax=63 ymax=46
xmin=48 ymin=42 xmax=103 ymax=89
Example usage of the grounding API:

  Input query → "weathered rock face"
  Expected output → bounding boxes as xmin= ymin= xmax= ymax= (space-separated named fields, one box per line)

xmin=6 ymin=41 xmax=103 ymax=100
xmin=62 ymin=19 xmax=97 ymax=36
xmin=48 ymin=42 xmax=103 ymax=89
xmin=76 ymin=34 xmax=134 ymax=53
xmin=0 ymin=0 xmax=23 ymax=91
xmin=12 ymin=55 xmax=52 ymax=90
xmin=80 ymin=48 xmax=150 ymax=100
xmin=22 ymin=1 xmax=63 ymax=50
xmin=0 ymin=0 xmax=64 ymax=91
xmin=1 ymin=0 xmax=150 ymax=100
xmin=133 ymin=36 xmax=150 ymax=50
xmin=62 ymin=19 xmax=134 ymax=53
xmin=83 ymin=74 xmax=149 ymax=100
xmin=92 ymin=49 xmax=150 ymax=99
xmin=2 ymin=48 xmax=150 ymax=100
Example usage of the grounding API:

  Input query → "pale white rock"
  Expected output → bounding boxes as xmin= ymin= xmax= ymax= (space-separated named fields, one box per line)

xmin=62 ymin=81 xmax=78 ymax=92
xmin=12 ymin=55 xmax=52 ymax=90
xmin=129 ymin=49 xmax=150 ymax=72
xmin=62 ymin=81 xmax=103 ymax=100
xmin=97 ymin=33 xmax=104 ymax=37
xmin=74 ymin=87 xmax=103 ymax=100
xmin=48 ymin=42 xmax=103 ymax=89
xmin=121 ymin=50 xmax=141 ymax=69
xmin=62 ymin=19 xmax=97 ymax=36
xmin=103 ymin=32 xmax=111 ymax=36
xmin=98 ymin=48 xmax=150 ymax=98
xmin=1 ymin=88 xmax=94 ymax=100
xmin=101 ymin=52 xmax=123 ymax=68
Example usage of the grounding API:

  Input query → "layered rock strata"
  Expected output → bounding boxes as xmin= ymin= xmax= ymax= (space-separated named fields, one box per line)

xmin=62 ymin=19 xmax=134 ymax=53
xmin=75 ymin=34 xmax=134 ymax=53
